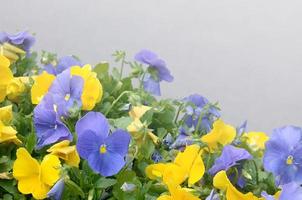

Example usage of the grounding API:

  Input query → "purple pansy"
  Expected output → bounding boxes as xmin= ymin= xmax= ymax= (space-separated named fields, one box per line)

xmin=34 ymin=94 xmax=72 ymax=149
xmin=134 ymin=49 xmax=173 ymax=95
xmin=76 ymin=112 xmax=131 ymax=176
xmin=263 ymin=126 xmax=302 ymax=185
xmin=209 ymin=145 xmax=252 ymax=175
xmin=206 ymin=190 xmax=220 ymax=200
xmin=182 ymin=94 xmax=220 ymax=133
xmin=48 ymin=69 xmax=84 ymax=117
xmin=0 ymin=31 xmax=35 ymax=53
xmin=279 ymin=182 xmax=302 ymax=200
xmin=48 ymin=179 xmax=65 ymax=200
xmin=44 ymin=56 xmax=81 ymax=75
xmin=170 ymin=129 xmax=193 ymax=150
xmin=261 ymin=191 xmax=275 ymax=200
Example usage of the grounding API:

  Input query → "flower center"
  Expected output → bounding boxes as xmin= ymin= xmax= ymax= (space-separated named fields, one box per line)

xmin=99 ymin=144 xmax=107 ymax=154
xmin=286 ymin=155 xmax=294 ymax=165
xmin=64 ymin=93 xmax=70 ymax=101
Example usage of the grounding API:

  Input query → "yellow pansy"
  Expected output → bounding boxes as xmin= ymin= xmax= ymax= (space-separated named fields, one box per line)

xmin=0 ymin=55 xmax=13 ymax=102
xmin=0 ymin=121 xmax=21 ymax=144
xmin=213 ymin=171 xmax=262 ymax=200
xmin=31 ymin=71 xmax=56 ymax=104
xmin=47 ymin=140 xmax=80 ymax=167
xmin=157 ymin=183 xmax=200 ymax=200
xmin=201 ymin=119 xmax=236 ymax=152
xmin=127 ymin=105 xmax=158 ymax=144
xmin=0 ymin=105 xmax=13 ymax=124
xmin=70 ymin=65 xmax=103 ymax=110
xmin=146 ymin=145 xmax=205 ymax=186
xmin=13 ymin=148 xmax=61 ymax=199
xmin=243 ymin=132 xmax=269 ymax=151
xmin=6 ymin=77 xmax=28 ymax=102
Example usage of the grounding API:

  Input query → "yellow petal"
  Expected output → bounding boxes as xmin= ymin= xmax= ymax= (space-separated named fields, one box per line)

xmin=40 ymin=154 xmax=61 ymax=186
xmin=165 ymin=183 xmax=201 ymax=200
xmin=188 ymin=150 xmax=205 ymax=186
xmin=157 ymin=195 xmax=173 ymax=200
xmin=174 ymin=144 xmax=200 ymax=173
xmin=0 ymin=121 xmax=21 ymax=144
xmin=70 ymin=65 xmax=103 ymax=110
xmin=146 ymin=163 xmax=167 ymax=180
xmin=0 ymin=105 xmax=13 ymax=124
xmin=47 ymin=140 xmax=80 ymax=167
xmin=201 ymin=119 xmax=236 ymax=151
xmin=31 ymin=71 xmax=56 ymax=104
xmin=13 ymin=148 xmax=40 ymax=180
xmin=129 ymin=105 xmax=151 ymax=119
xmin=243 ymin=132 xmax=269 ymax=151
xmin=7 ymin=77 xmax=26 ymax=102
xmin=162 ymin=163 xmax=187 ymax=185
xmin=0 ymin=55 xmax=10 ymax=68
xmin=213 ymin=171 xmax=261 ymax=200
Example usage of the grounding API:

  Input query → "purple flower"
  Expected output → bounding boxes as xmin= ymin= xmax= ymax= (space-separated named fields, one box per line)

xmin=134 ymin=49 xmax=173 ymax=95
xmin=183 ymin=94 xmax=220 ymax=133
xmin=48 ymin=179 xmax=65 ymax=200
xmin=151 ymin=150 xmax=162 ymax=163
xmin=279 ymin=182 xmax=302 ymax=200
xmin=170 ymin=130 xmax=193 ymax=149
xmin=261 ymin=191 xmax=275 ymax=200
xmin=34 ymin=94 xmax=72 ymax=149
xmin=0 ymin=31 xmax=35 ymax=53
xmin=209 ymin=145 xmax=252 ymax=175
xmin=48 ymin=69 xmax=84 ymax=117
xmin=76 ymin=112 xmax=131 ymax=176
xmin=44 ymin=56 xmax=81 ymax=75
xmin=263 ymin=126 xmax=302 ymax=185
xmin=206 ymin=190 xmax=220 ymax=200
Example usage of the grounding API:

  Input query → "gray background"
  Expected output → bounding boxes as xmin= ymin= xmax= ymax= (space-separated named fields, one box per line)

xmin=2 ymin=0 xmax=302 ymax=133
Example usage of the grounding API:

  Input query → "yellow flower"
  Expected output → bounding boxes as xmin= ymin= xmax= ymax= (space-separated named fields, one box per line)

xmin=213 ymin=171 xmax=262 ymax=200
xmin=0 ymin=121 xmax=21 ymax=144
xmin=31 ymin=71 xmax=56 ymax=104
xmin=70 ymin=65 xmax=103 ymax=110
xmin=6 ymin=77 xmax=27 ymax=102
xmin=0 ymin=55 xmax=13 ymax=102
xmin=0 ymin=105 xmax=13 ymax=124
xmin=146 ymin=145 xmax=205 ymax=186
xmin=13 ymin=148 xmax=61 ymax=199
xmin=47 ymin=140 xmax=80 ymax=167
xmin=127 ymin=105 xmax=159 ymax=144
xmin=201 ymin=119 xmax=236 ymax=152
xmin=157 ymin=182 xmax=200 ymax=200
xmin=243 ymin=132 xmax=269 ymax=151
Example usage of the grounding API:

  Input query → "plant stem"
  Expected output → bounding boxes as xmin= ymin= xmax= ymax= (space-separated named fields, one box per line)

xmin=105 ymin=91 xmax=130 ymax=116
xmin=119 ymin=55 xmax=125 ymax=80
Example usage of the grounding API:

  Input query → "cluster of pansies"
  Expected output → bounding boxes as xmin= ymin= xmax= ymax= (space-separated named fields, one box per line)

xmin=0 ymin=31 xmax=301 ymax=200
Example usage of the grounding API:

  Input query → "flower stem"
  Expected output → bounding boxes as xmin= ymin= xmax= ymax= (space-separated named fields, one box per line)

xmin=105 ymin=91 xmax=130 ymax=116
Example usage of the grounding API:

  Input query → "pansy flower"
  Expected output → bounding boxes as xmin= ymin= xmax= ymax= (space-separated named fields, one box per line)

xmin=201 ymin=119 xmax=236 ymax=152
xmin=157 ymin=182 xmax=200 ymax=200
xmin=243 ymin=132 xmax=269 ymax=151
xmin=0 ymin=55 xmax=13 ymax=102
xmin=48 ymin=69 xmax=84 ymax=117
xmin=146 ymin=144 xmax=205 ymax=186
xmin=44 ymin=56 xmax=81 ymax=75
xmin=134 ymin=49 xmax=173 ymax=96
xmin=0 ymin=31 xmax=35 ymax=53
xmin=13 ymin=148 xmax=61 ymax=199
xmin=34 ymin=94 xmax=72 ymax=149
xmin=48 ymin=178 xmax=65 ymax=200
xmin=263 ymin=126 xmax=302 ymax=185
xmin=0 ymin=105 xmax=21 ymax=144
xmin=70 ymin=65 xmax=103 ymax=110
xmin=31 ymin=71 xmax=56 ymax=104
xmin=76 ymin=112 xmax=131 ymax=176
xmin=209 ymin=145 xmax=252 ymax=175
xmin=183 ymin=94 xmax=220 ymax=133
xmin=0 ymin=105 xmax=13 ymax=124
xmin=213 ymin=170 xmax=260 ymax=200
xmin=47 ymin=140 xmax=80 ymax=167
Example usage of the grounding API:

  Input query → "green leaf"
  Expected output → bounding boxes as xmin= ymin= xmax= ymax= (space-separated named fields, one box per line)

xmin=95 ymin=177 xmax=117 ymax=189
xmin=25 ymin=131 xmax=36 ymax=154
xmin=65 ymin=179 xmax=85 ymax=198
xmin=94 ymin=62 xmax=109 ymax=79
xmin=113 ymin=117 xmax=132 ymax=129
